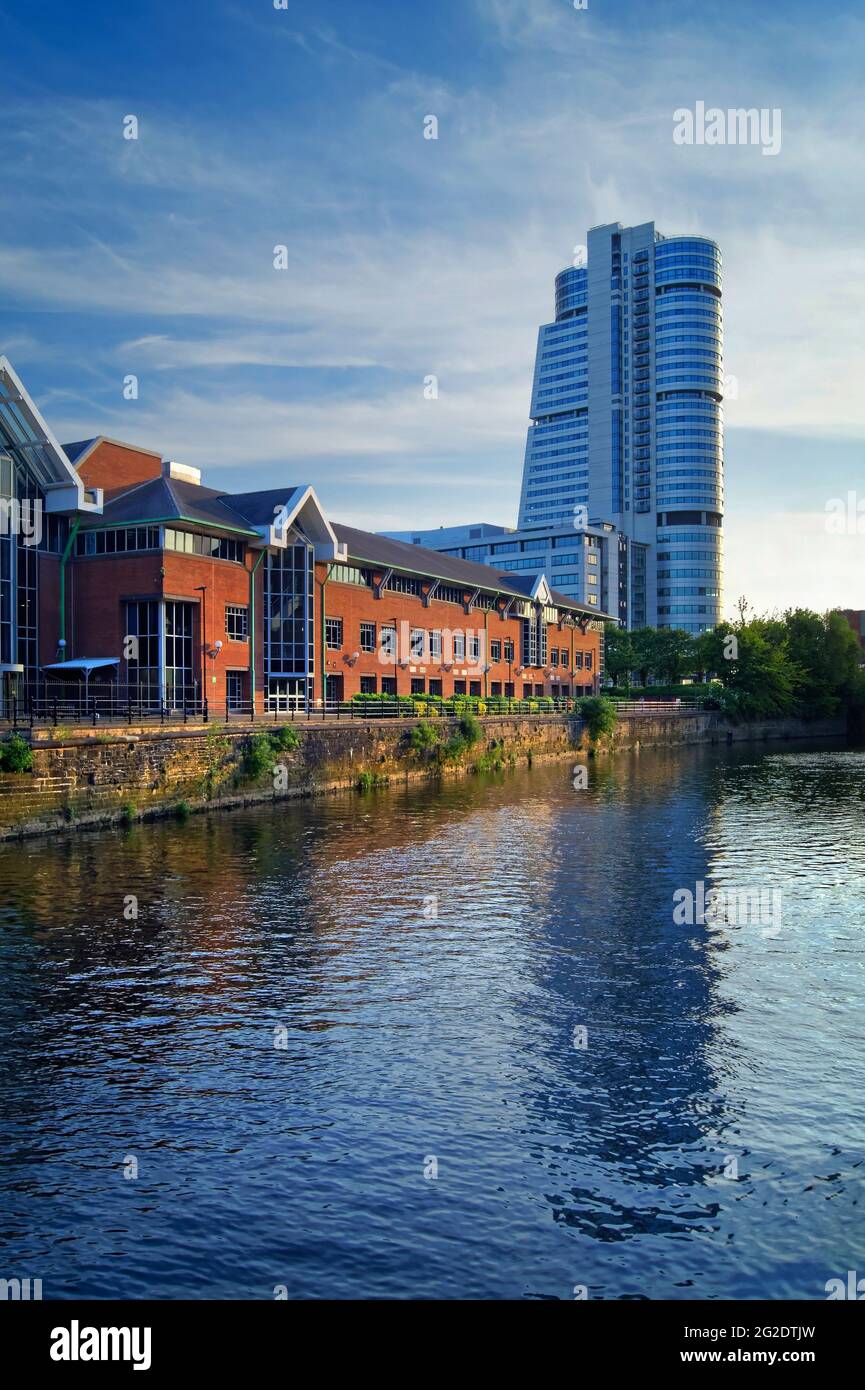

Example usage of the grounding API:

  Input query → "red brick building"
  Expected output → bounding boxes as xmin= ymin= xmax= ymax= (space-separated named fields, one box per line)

xmin=1 ymin=359 xmax=603 ymax=714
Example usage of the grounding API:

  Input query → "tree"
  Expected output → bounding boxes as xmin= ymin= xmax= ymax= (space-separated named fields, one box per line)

xmin=692 ymin=629 xmax=720 ymax=683
xmin=630 ymin=627 xmax=658 ymax=687
xmin=700 ymin=618 xmax=797 ymax=719
xmin=653 ymin=628 xmax=696 ymax=684
xmin=689 ymin=605 xmax=864 ymax=722
xmin=603 ymin=622 xmax=635 ymax=688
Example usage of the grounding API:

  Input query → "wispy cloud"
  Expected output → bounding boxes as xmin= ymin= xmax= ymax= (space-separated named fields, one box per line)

xmin=1 ymin=0 xmax=864 ymax=604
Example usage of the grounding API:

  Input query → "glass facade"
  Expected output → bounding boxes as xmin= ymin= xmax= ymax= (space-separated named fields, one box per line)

xmin=518 ymin=263 xmax=590 ymax=530
xmin=517 ymin=223 xmax=724 ymax=634
xmin=651 ymin=234 xmax=724 ymax=632
xmin=124 ymin=600 xmax=161 ymax=705
xmin=122 ymin=599 xmax=197 ymax=707
xmin=0 ymin=450 xmax=44 ymax=677
xmin=265 ymin=537 xmax=314 ymax=707
xmin=164 ymin=600 xmax=195 ymax=706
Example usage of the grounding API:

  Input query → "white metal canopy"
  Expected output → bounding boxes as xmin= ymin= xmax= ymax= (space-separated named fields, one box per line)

xmin=42 ymin=658 xmax=121 ymax=675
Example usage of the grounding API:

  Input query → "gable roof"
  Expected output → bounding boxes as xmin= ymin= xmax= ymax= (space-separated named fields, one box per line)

xmin=79 ymin=475 xmax=259 ymax=535
xmin=332 ymin=522 xmax=600 ymax=616
xmin=79 ymin=477 xmax=343 ymax=559
xmin=0 ymin=357 xmax=102 ymax=514
xmin=62 ymin=439 xmax=99 ymax=465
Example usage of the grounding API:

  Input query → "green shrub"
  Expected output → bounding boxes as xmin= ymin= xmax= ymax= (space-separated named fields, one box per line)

xmin=119 ymin=802 xmax=137 ymax=827
xmin=0 ymin=734 xmax=33 ymax=773
xmin=174 ymin=800 xmax=191 ymax=821
xmin=241 ymin=733 xmax=275 ymax=779
xmin=357 ymin=770 xmax=389 ymax=792
xmin=470 ymin=750 xmax=505 ymax=774
xmin=440 ymin=733 xmax=468 ymax=762
xmin=458 ymin=713 xmax=481 ymax=746
xmin=409 ymin=720 xmax=439 ymax=753
xmin=605 ymin=682 xmax=722 ymax=705
xmin=271 ymin=724 xmax=300 ymax=752
xmin=577 ymin=695 xmax=618 ymax=741
xmin=241 ymin=727 xmax=300 ymax=778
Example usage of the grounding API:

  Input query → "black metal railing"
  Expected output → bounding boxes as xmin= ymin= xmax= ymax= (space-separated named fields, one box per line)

xmin=0 ymin=686 xmax=605 ymax=729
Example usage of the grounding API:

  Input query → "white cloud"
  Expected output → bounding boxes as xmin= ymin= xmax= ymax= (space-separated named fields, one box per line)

xmin=723 ymin=511 xmax=865 ymax=616
xmin=3 ymin=5 xmax=865 ymax=612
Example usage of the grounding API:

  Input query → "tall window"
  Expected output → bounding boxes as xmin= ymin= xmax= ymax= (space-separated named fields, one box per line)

xmin=325 ymin=617 xmax=343 ymax=649
xmin=164 ymin=601 xmax=195 ymax=705
xmin=265 ymin=542 xmax=314 ymax=705
xmin=0 ymin=454 xmax=13 ymax=668
xmin=521 ymin=613 xmax=547 ymax=668
xmin=125 ymin=601 xmax=161 ymax=704
xmin=360 ymin=621 xmax=376 ymax=652
xmin=521 ymin=617 xmax=537 ymax=668
xmin=0 ymin=453 xmax=42 ymax=677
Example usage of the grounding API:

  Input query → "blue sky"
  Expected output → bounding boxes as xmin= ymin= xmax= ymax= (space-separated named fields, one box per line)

xmin=2 ymin=0 xmax=864 ymax=614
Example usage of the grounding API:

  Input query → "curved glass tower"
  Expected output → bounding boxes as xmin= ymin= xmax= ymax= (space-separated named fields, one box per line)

xmin=518 ymin=221 xmax=724 ymax=633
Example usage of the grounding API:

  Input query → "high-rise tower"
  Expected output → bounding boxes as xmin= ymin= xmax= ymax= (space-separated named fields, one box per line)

xmin=517 ymin=221 xmax=724 ymax=632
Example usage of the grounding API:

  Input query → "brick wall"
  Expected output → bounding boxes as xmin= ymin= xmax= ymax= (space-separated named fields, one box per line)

xmin=75 ymin=439 xmax=164 ymax=499
xmin=314 ymin=566 xmax=600 ymax=704
xmin=50 ymin=548 xmax=600 ymax=710
xmin=67 ymin=550 xmax=254 ymax=707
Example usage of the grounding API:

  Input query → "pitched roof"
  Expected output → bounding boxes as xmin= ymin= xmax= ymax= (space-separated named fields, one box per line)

xmin=0 ymin=356 xmax=100 ymax=512
xmin=62 ymin=439 xmax=99 ymax=465
xmin=332 ymin=522 xmax=597 ymax=615
xmin=79 ymin=475 xmax=259 ymax=535
xmin=221 ymin=488 xmax=305 ymax=527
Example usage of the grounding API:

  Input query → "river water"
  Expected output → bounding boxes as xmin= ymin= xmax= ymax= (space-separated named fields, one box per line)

xmin=1 ymin=741 xmax=863 ymax=1300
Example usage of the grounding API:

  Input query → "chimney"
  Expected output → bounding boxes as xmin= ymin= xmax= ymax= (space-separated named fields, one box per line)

xmin=164 ymin=459 xmax=201 ymax=486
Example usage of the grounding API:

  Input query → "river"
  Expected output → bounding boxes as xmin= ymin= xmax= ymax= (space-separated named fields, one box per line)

xmin=1 ymin=741 xmax=862 ymax=1299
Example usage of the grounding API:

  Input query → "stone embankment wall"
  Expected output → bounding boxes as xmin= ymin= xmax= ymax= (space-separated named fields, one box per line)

xmin=0 ymin=715 xmax=578 ymax=840
xmin=0 ymin=710 xmax=848 ymax=841
xmin=607 ymin=710 xmax=847 ymax=751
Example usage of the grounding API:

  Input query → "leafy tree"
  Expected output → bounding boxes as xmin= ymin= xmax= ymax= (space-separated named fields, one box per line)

xmin=653 ymin=628 xmax=695 ymax=684
xmin=700 ymin=618 xmax=797 ymax=719
xmin=603 ymin=622 xmax=635 ymax=689
xmin=577 ymin=695 xmax=618 ymax=740
xmin=630 ymin=627 xmax=658 ymax=687
xmin=692 ymin=630 xmax=719 ymax=683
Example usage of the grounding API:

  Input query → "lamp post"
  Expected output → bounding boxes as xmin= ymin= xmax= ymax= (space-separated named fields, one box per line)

xmin=194 ymin=585 xmax=207 ymax=708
